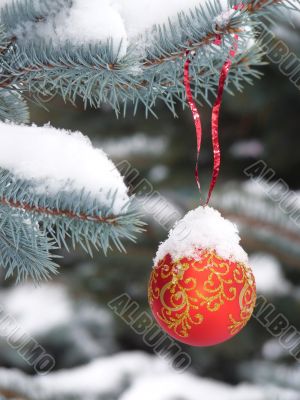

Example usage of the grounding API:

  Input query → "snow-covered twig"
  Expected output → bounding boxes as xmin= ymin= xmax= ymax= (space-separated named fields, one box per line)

xmin=0 ymin=122 xmax=143 ymax=281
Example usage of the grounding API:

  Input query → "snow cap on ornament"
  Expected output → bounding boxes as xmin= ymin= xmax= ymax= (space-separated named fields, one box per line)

xmin=148 ymin=206 xmax=256 ymax=347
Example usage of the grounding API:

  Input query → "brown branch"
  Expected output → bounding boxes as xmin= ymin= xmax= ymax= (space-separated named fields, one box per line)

xmin=245 ymin=0 xmax=282 ymax=12
xmin=0 ymin=36 xmax=16 ymax=56
xmin=142 ymin=25 xmax=242 ymax=68
xmin=1 ymin=198 xmax=119 ymax=225
xmin=0 ymin=389 xmax=28 ymax=400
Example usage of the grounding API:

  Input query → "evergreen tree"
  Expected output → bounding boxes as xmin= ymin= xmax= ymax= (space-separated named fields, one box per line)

xmin=0 ymin=0 xmax=298 ymax=282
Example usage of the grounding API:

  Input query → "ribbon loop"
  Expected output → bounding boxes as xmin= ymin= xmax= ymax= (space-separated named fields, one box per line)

xmin=183 ymin=56 xmax=203 ymax=196
xmin=184 ymin=35 xmax=239 ymax=205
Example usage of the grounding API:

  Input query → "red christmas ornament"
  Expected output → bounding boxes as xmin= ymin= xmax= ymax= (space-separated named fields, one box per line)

xmin=148 ymin=32 xmax=254 ymax=348
xmin=148 ymin=249 xmax=256 ymax=347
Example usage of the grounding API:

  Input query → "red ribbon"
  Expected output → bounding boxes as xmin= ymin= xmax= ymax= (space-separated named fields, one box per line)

xmin=184 ymin=34 xmax=239 ymax=205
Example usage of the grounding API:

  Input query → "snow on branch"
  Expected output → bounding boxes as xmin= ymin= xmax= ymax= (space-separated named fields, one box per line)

xmin=2 ymin=0 xmax=229 ymax=51
xmin=0 ymin=122 xmax=143 ymax=281
xmin=0 ymin=0 xmax=289 ymax=116
xmin=0 ymin=0 xmax=284 ymax=51
xmin=0 ymin=122 xmax=129 ymax=213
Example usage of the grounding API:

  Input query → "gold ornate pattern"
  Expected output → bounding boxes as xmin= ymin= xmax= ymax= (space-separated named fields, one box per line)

xmin=148 ymin=258 xmax=161 ymax=306
xmin=193 ymin=251 xmax=237 ymax=312
xmin=148 ymin=249 xmax=256 ymax=341
xmin=158 ymin=259 xmax=204 ymax=338
xmin=228 ymin=263 xmax=256 ymax=335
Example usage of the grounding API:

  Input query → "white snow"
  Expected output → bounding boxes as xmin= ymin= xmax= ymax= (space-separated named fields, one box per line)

xmin=112 ymin=0 xmax=225 ymax=39
xmin=148 ymin=165 xmax=169 ymax=183
xmin=137 ymin=195 xmax=183 ymax=228
xmin=243 ymin=179 xmax=272 ymax=199
xmin=99 ymin=133 xmax=168 ymax=159
xmin=0 ymin=0 xmax=14 ymax=6
xmin=51 ymin=0 xmax=128 ymax=53
xmin=0 ymin=352 xmax=299 ymax=400
xmin=0 ymin=283 xmax=73 ymax=336
xmin=230 ymin=139 xmax=264 ymax=159
xmin=0 ymin=282 xmax=116 ymax=363
xmin=37 ymin=352 xmax=165 ymax=397
xmin=154 ymin=206 xmax=248 ymax=265
xmin=262 ymin=339 xmax=290 ymax=361
xmin=0 ymin=122 xmax=129 ymax=213
xmin=249 ymin=253 xmax=291 ymax=295
xmin=120 ymin=372 xmax=298 ymax=400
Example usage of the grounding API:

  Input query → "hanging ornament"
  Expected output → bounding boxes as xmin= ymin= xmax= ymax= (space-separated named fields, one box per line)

xmin=148 ymin=207 xmax=256 ymax=347
xmin=148 ymin=34 xmax=256 ymax=347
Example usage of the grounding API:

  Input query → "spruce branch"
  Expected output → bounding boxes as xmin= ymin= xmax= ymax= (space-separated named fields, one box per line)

xmin=0 ymin=169 xmax=143 ymax=255
xmin=0 ymin=209 xmax=58 ymax=282
xmin=0 ymin=90 xmax=29 ymax=123
xmin=0 ymin=0 xmax=296 ymax=283
xmin=0 ymin=123 xmax=144 ymax=282
xmin=0 ymin=0 xmax=292 ymax=116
